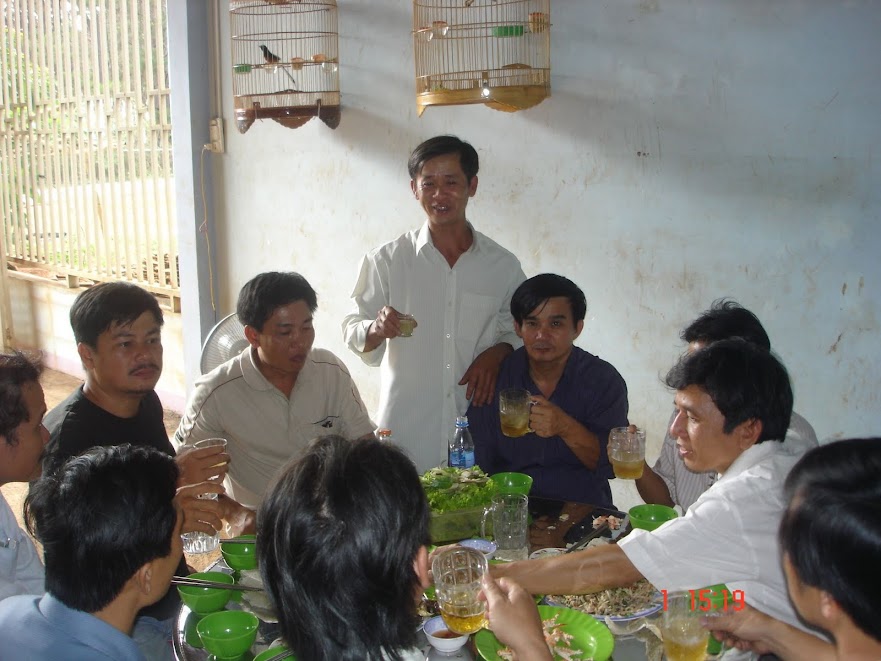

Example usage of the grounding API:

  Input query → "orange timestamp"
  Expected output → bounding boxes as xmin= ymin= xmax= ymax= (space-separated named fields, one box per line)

xmin=661 ymin=587 xmax=746 ymax=612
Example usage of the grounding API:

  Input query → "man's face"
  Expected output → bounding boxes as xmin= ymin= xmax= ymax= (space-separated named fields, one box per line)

xmin=410 ymin=153 xmax=477 ymax=229
xmin=515 ymin=297 xmax=583 ymax=367
xmin=669 ymin=385 xmax=753 ymax=474
xmin=0 ymin=381 xmax=49 ymax=484
xmin=248 ymin=300 xmax=315 ymax=377
xmin=79 ymin=311 xmax=163 ymax=396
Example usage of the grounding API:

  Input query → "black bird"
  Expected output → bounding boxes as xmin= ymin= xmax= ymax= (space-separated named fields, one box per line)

xmin=259 ymin=45 xmax=281 ymax=64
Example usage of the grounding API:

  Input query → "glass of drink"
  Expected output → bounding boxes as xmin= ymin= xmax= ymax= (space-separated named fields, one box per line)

xmin=660 ymin=591 xmax=710 ymax=661
xmin=181 ymin=437 xmax=228 ymax=555
xmin=480 ymin=493 xmax=529 ymax=562
xmin=432 ymin=547 xmax=488 ymax=635
xmin=397 ymin=313 xmax=416 ymax=337
xmin=608 ymin=426 xmax=646 ymax=479
xmin=499 ymin=388 xmax=534 ymax=437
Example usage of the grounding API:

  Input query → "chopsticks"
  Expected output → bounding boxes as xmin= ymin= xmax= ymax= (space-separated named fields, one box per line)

xmin=564 ymin=521 xmax=609 ymax=554
xmin=260 ymin=650 xmax=294 ymax=661
xmin=171 ymin=576 xmax=264 ymax=592
xmin=218 ymin=537 xmax=256 ymax=545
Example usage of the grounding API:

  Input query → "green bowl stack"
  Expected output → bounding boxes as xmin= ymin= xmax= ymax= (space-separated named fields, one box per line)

xmin=221 ymin=535 xmax=258 ymax=571
xmin=176 ymin=571 xmax=234 ymax=615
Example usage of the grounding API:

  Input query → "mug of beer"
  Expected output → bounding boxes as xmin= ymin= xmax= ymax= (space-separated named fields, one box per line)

xmin=659 ymin=591 xmax=710 ymax=661
xmin=608 ymin=426 xmax=646 ymax=479
xmin=431 ymin=547 xmax=488 ymax=635
xmin=499 ymin=388 xmax=534 ymax=437
xmin=397 ymin=313 xmax=416 ymax=338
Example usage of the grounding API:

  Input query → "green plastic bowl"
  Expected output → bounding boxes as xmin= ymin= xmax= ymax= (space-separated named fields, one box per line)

xmin=253 ymin=645 xmax=296 ymax=661
xmin=490 ymin=472 xmax=533 ymax=496
xmin=196 ymin=610 xmax=259 ymax=660
xmin=177 ymin=571 xmax=233 ymax=615
xmin=221 ymin=535 xmax=257 ymax=571
xmin=629 ymin=504 xmax=678 ymax=531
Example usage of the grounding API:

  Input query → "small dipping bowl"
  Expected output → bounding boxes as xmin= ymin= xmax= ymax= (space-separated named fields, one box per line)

xmin=423 ymin=615 xmax=469 ymax=653
xmin=196 ymin=610 xmax=260 ymax=661
xmin=490 ymin=472 xmax=533 ymax=496
xmin=628 ymin=504 xmax=679 ymax=531
xmin=221 ymin=535 xmax=257 ymax=571
xmin=177 ymin=571 xmax=234 ymax=615
xmin=459 ymin=538 xmax=497 ymax=560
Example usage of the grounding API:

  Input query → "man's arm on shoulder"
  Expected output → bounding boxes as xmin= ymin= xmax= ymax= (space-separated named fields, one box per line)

xmin=492 ymin=543 xmax=643 ymax=596
xmin=459 ymin=342 xmax=513 ymax=406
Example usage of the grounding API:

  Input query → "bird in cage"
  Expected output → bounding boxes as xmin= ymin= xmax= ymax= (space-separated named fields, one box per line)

xmin=259 ymin=44 xmax=281 ymax=64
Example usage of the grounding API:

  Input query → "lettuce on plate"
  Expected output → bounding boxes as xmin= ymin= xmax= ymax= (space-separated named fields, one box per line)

xmin=420 ymin=466 xmax=498 ymax=513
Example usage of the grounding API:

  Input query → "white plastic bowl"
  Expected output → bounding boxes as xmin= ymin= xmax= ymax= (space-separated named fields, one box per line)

xmin=458 ymin=538 xmax=497 ymax=560
xmin=423 ymin=615 xmax=469 ymax=653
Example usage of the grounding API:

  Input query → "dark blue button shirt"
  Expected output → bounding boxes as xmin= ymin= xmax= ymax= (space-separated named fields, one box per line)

xmin=468 ymin=347 xmax=628 ymax=508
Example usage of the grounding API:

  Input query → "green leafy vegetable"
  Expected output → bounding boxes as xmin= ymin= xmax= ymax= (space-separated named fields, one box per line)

xmin=420 ymin=466 xmax=498 ymax=513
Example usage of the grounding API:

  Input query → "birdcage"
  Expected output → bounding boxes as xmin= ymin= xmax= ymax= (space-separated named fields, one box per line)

xmin=413 ymin=0 xmax=550 ymax=115
xmin=229 ymin=0 xmax=340 ymax=133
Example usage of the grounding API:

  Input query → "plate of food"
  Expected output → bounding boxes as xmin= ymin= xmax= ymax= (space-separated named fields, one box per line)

xmin=544 ymin=580 xmax=662 ymax=623
xmin=474 ymin=605 xmax=614 ymax=660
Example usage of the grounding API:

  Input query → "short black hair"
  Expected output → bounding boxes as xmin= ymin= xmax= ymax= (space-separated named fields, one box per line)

xmin=0 ymin=352 xmax=43 ymax=446
xmin=70 ymin=282 xmax=164 ymax=347
xmin=236 ymin=272 xmax=317 ymax=331
xmin=258 ymin=435 xmax=431 ymax=661
xmin=25 ymin=444 xmax=179 ymax=612
xmin=681 ymin=299 xmax=770 ymax=350
xmin=511 ymin=273 xmax=587 ymax=327
xmin=664 ymin=338 xmax=792 ymax=442
xmin=779 ymin=438 xmax=881 ymax=643
xmin=408 ymin=135 xmax=479 ymax=181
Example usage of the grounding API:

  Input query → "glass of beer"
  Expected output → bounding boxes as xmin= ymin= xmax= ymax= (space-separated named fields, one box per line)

xmin=499 ymin=388 xmax=534 ymax=437
xmin=660 ymin=591 xmax=710 ymax=661
xmin=397 ymin=313 xmax=416 ymax=337
xmin=608 ymin=426 xmax=646 ymax=479
xmin=432 ymin=547 xmax=488 ymax=635
xmin=181 ymin=437 xmax=228 ymax=555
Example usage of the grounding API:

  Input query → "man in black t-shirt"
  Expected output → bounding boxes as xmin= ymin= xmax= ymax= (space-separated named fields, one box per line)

xmin=43 ymin=283 xmax=254 ymax=626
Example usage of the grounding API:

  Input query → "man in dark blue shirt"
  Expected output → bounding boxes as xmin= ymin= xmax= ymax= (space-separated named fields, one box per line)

xmin=469 ymin=274 xmax=628 ymax=507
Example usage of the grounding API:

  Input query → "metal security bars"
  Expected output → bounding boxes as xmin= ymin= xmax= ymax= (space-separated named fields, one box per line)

xmin=0 ymin=0 xmax=178 ymax=304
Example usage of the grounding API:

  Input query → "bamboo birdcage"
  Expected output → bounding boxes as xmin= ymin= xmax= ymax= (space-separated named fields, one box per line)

xmin=413 ymin=0 xmax=550 ymax=115
xmin=229 ymin=1 xmax=340 ymax=133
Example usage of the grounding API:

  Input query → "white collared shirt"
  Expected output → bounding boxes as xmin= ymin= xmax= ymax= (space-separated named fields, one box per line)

xmin=620 ymin=441 xmax=821 ymax=641
xmin=175 ymin=346 xmax=375 ymax=508
xmin=343 ymin=222 xmax=525 ymax=472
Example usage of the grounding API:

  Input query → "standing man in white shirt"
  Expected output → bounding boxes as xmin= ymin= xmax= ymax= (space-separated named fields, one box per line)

xmin=343 ymin=136 xmax=526 ymax=472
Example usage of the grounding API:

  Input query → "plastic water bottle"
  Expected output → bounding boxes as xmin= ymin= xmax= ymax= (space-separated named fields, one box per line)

xmin=449 ymin=416 xmax=475 ymax=469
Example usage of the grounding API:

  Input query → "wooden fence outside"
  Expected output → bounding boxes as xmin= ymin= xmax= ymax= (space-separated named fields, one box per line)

xmin=0 ymin=0 xmax=179 ymax=306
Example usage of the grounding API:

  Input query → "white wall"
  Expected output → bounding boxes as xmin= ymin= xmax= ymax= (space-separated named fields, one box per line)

xmin=205 ymin=1 xmax=881 ymax=511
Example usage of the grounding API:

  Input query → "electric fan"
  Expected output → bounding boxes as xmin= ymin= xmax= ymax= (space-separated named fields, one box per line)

xmin=199 ymin=313 xmax=249 ymax=374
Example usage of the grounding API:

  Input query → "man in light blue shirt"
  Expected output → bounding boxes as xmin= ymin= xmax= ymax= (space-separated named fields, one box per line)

xmin=0 ymin=445 xmax=187 ymax=660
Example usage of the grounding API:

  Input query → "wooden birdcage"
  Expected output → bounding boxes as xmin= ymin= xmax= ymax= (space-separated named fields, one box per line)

xmin=413 ymin=0 xmax=550 ymax=115
xmin=229 ymin=1 xmax=340 ymax=133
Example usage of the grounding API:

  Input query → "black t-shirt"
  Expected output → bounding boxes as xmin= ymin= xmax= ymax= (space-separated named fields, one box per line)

xmin=42 ymin=386 xmax=185 ymax=621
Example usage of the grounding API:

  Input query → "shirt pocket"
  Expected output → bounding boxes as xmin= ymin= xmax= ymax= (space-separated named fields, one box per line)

xmin=458 ymin=291 xmax=501 ymax=346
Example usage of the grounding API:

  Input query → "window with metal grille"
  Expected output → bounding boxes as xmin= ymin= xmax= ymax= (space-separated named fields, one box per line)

xmin=0 ymin=0 xmax=178 ymax=304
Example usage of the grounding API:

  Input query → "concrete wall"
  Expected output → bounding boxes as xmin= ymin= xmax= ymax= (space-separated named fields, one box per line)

xmin=188 ymin=0 xmax=880 ymax=510
xmin=6 ymin=274 xmax=187 ymax=413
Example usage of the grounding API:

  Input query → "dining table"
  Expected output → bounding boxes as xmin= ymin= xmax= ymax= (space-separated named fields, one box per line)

xmin=172 ymin=495 xmax=691 ymax=661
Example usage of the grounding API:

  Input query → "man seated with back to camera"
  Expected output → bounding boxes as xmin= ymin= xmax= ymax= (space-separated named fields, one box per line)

xmin=257 ymin=435 xmax=554 ymax=661
xmin=468 ymin=274 xmax=628 ymax=509
xmin=635 ymin=299 xmax=817 ymax=512
xmin=0 ymin=445 xmax=187 ymax=661
xmin=493 ymin=340 xmax=825 ymax=659
xmin=704 ymin=437 xmax=881 ymax=661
